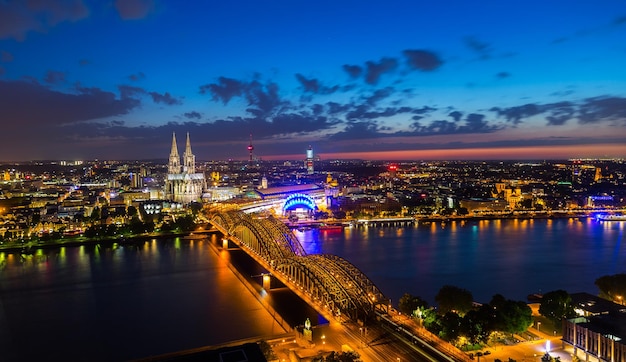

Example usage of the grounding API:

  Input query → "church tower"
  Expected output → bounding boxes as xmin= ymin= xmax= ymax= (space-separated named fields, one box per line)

xmin=183 ymin=132 xmax=196 ymax=174
xmin=168 ymin=132 xmax=181 ymax=174
xmin=165 ymin=132 xmax=206 ymax=204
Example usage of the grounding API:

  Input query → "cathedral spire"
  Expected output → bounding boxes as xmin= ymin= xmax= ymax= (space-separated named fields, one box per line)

xmin=168 ymin=132 xmax=181 ymax=174
xmin=170 ymin=132 xmax=179 ymax=157
xmin=183 ymin=132 xmax=196 ymax=174
xmin=185 ymin=132 xmax=192 ymax=155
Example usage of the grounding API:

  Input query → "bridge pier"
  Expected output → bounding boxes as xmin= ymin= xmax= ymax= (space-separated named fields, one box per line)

xmin=262 ymin=273 xmax=272 ymax=290
xmin=221 ymin=237 xmax=239 ymax=249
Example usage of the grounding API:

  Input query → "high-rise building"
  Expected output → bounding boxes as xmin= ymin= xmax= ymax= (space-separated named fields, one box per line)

xmin=165 ymin=133 xmax=206 ymax=203
xmin=305 ymin=145 xmax=314 ymax=174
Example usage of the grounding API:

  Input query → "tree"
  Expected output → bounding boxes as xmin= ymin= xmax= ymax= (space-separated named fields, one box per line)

xmin=595 ymin=274 xmax=626 ymax=303
xmin=189 ymin=202 xmax=203 ymax=215
xmin=127 ymin=205 xmax=138 ymax=219
xmin=332 ymin=210 xmax=346 ymax=219
xmin=439 ymin=311 xmax=463 ymax=341
xmin=90 ymin=206 xmax=101 ymax=221
xmin=490 ymin=295 xmax=532 ymax=334
xmin=174 ymin=215 xmax=196 ymax=232
xmin=539 ymin=290 xmax=575 ymax=324
xmin=257 ymin=340 xmax=277 ymax=361
xmin=398 ymin=293 xmax=429 ymax=316
xmin=322 ymin=351 xmax=361 ymax=362
xmin=461 ymin=304 xmax=497 ymax=344
xmin=435 ymin=285 xmax=474 ymax=315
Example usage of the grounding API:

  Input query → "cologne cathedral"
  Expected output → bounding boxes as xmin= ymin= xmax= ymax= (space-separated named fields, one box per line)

xmin=165 ymin=133 xmax=206 ymax=203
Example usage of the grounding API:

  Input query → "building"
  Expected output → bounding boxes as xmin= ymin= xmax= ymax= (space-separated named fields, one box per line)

xmin=563 ymin=292 xmax=626 ymax=362
xmin=305 ymin=145 xmax=314 ymax=174
xmin=165 ymin=133 xmax=206 ymax=204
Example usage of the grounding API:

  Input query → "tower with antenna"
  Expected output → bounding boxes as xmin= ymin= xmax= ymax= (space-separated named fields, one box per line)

xmin=247 ymin=134 xmax=254 ymax=163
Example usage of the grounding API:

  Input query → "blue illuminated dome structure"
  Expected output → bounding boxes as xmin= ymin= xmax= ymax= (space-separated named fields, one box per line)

xmin=283 ymin=193 xmax=317 ymax=215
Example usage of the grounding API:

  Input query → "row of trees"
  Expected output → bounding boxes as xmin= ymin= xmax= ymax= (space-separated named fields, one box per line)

xmin=83 ymin=215 xmax=196 ymax=239
xmin=399 ymin=282 xmax=626 ymax=349
xmin=398 ymin=285 xmax=533 ymax=347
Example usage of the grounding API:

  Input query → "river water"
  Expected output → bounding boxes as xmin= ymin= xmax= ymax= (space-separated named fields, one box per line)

xmin=297 ymin=217 xmax=626 ymax=305
xmin=0 ymin=218 xmax=624 ymax=360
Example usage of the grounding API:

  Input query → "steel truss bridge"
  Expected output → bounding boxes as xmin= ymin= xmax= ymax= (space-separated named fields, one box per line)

xmin=209 ymin=210 xmax=390 ymax=322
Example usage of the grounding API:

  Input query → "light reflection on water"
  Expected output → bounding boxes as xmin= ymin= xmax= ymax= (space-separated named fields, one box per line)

xmin=298 ymin=218 xmax=626 ymax=305
xmin=0 ymin=238 xmax=286 ymax=361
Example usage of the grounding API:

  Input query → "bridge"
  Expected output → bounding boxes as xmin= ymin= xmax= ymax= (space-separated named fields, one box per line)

xmin=208 ymin=210 xmax=390 ymax=322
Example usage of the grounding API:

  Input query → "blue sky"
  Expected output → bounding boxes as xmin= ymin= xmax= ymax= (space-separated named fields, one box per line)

xmin=1 ymin=0 xmax=625 ymax=161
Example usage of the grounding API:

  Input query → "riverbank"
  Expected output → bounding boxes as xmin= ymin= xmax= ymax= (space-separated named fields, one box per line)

xmin=0 ymin=231 xmax=191 ymax=253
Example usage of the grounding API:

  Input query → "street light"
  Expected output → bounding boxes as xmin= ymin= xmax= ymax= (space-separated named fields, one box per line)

xmin=537 ymin=321 xmax=541 ymax=333
xmin=617 ymin=296 xmax=623 ymax=305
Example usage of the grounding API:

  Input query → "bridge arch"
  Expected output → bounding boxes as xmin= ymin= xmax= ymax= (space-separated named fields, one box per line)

xmin=209 ymin=210 xmax=389 ymax=321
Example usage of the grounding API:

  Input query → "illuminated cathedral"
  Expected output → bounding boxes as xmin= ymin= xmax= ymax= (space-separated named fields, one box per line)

xmin=165 ymin=132 xmax=206 ymax=204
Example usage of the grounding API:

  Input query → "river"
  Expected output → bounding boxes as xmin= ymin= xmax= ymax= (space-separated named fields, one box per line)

xmin=297 ymin=217 xmax=626 ymax=305
xmin=0 ymin=218 xmax=624 ymax=360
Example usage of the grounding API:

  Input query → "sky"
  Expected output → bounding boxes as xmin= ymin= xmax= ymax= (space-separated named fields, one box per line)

xmin=1 ymin=0 xmax=626 ymax=162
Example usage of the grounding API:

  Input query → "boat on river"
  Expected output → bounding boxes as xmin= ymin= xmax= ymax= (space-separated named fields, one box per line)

xmin=596 ymin=214 xmax=626 ymax=221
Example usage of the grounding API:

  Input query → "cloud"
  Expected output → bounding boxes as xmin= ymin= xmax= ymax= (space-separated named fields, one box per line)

xmin=412 ymin=113 xmax=499 ymax=135
xmin=1 ymin=51 xmax=14 ymax=62
xmin=363 ymin=87 xmax=394 ymax=106
xmin=199 ymin=77 xmax=246 ymax=104
xmin=114 ymin=0 xmax=155 ymax=20
xmin=545 ymin=102 xmax=575 ymax=126
xmin=0 ymin=80 xmax=140 ymax=128
xmin=490 ymin=98 xmax=626 ymax=126
xmin=449 ymin=111 xmax=463 ymax=122
xmin=200 ymin=76 xmax=283 ymax=118
xmin=364 ymin=57 xmax=398 ymax=85
xmin=464 ymin=36 xmax=492 ymax=59
xmin=44 ymin=70 xmax=66 ymax=84
xmin=118 ymin=84 xmax=181 ymax=105
xmin=128 ymin=72 xmax=146 ymax=81
xmin=295 ymin=73 xmax=339 ymax=94
xmin=183 ymin=111 xmax=202 ymax=119
xmin=403 ymin=49 xmax=443 ymax=71
xmin=330 ymin=121 xmax=382 ymax=140
xmin=496 ymin=71 xmax=511 ymax=79
xmin=342 ymin=64 xmax=363 ymax=78
xmin=0 ymin=0 xmax=89 ymax=41
xmin=578 ymin=96 xmax=626 ymax=124
xmin=149 ymin=91 xmax=181 ymax=105
xmin=490 ymin=103 xmax=543 ymax=124
xmin=118 ymin=84 xmax=145 ymax=99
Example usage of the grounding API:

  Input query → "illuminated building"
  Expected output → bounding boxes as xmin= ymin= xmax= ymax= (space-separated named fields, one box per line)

xmin=563 ymin=293 xmax=626 ymax=362
xmin=305 ymin=145 xmax=314 ymax=174
xmin=165 ymin=132 xmax=206 ymax=204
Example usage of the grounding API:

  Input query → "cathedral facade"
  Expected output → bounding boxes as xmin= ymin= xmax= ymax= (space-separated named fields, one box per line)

xmin=165 ymin=133 xmax=206 ymax=204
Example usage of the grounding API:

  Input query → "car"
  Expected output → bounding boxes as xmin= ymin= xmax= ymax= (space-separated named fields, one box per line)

xmin=484 ymin=351 xmax=491 ymax=355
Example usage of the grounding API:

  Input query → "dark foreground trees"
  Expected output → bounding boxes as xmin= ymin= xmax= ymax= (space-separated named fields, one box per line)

xmin=312 ymin=351 xmax=361 ymax=362
xmin=398 ymin=293 xmax=429 ymax=316
xmin=435 ymin=285 xmax=474 ymax=315
xmin=595 ymin=274 xmax=626 ymax=304
xmin=538 ymin=290 xmax=575 ymax=324
xmin=405 ymin=286 xmax=532 ymax=348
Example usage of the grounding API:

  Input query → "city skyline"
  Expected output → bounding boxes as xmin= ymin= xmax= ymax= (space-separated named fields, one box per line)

xmin=1 ymin=0 xmax=626 ymax=162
